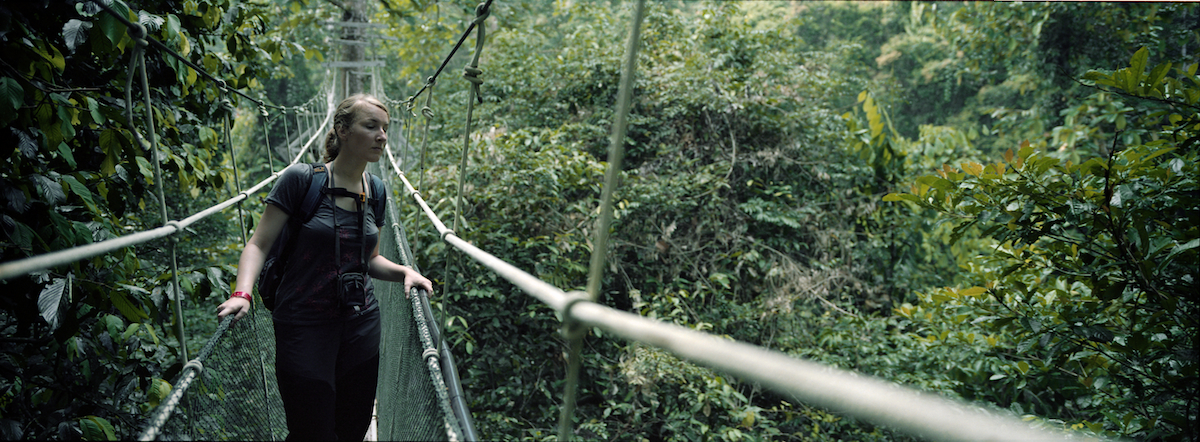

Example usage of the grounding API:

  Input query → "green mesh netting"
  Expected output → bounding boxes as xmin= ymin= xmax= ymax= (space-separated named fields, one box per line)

xmin=148 ymin=301 xmax=286 ymax=441
xmin=375 ymin=195 xmax=459 ymax=441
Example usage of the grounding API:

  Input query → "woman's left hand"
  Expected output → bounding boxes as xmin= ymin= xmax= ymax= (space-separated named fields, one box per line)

xmin=403 ymin=267 xmax=433 ymax=298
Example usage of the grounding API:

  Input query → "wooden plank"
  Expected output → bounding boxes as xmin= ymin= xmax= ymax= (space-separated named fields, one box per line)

xmin=324 ymin=21 xmax=387 ymax=28
xmin=325 ymin=61 xmax=386 ymax=68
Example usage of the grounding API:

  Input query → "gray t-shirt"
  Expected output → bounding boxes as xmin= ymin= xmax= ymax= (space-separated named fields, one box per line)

xmin=265 ymin=163 xmax=385 ymax=324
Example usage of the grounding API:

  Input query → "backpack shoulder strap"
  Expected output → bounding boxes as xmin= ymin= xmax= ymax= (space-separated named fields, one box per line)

xmin=368 ymin=173 xmax=386 ymax=223
xmin=296 ymin=163 xmax=327 ymax=224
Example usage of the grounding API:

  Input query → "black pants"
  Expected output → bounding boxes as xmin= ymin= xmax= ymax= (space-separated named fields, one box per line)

xmin=274 ymin=310 xmax=381 ymax=441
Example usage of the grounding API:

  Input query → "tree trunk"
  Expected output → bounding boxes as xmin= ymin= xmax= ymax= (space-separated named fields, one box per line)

xmin=338 ymin=0 xmax=369 ymax=98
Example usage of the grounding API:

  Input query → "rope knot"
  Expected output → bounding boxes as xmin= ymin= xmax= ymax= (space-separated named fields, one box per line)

xmin=473 ymin=3 xmax=491 ymax=25
xmin=129 ymin=23 xmax=149 ymax=48
xmin=560 ymin=291 xmax=591 ymax=339
xmin=183 ymin=359 xmax=204 ymax=375
xmin=462 ymin=67 xmax=483 ymax=85
xmin=463 ymin=66 xmax=484 ymax=104
xmin=422 ymin=348 xmax=440 ymax=362
xmin=421 ymin=106 xmax=434 ymax=119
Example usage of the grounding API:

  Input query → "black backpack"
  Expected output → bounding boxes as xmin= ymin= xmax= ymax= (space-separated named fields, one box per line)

xmin=256 ymin=163 xmax=386 ymax=311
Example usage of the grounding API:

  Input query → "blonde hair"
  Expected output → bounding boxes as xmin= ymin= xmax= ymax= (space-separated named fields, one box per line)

xmin=323 ymin=94 xmax=389 ymax=162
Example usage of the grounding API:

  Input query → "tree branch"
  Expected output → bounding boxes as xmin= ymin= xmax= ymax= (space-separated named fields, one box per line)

xmin=324 ymin=0 xmax=350 ymax=14
xmin=1072 ymin=75 xmax=1200 ymax=113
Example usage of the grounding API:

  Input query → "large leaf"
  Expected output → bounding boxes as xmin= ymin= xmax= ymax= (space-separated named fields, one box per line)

xmin=30 ymin=174 xmax=66 ymax=206
xmin=1128 ymin=46 xmax=1148 ymax=91
xmin=110 ymin=290 xmax=149 ymax=322
xmin=138 ymin=11 xmax=164 ymax=32
xmin=61 ymin=175 xmax=98 ymax=213
xmin=0 ymin=215 xmax=37 ymax=250
xmin=79 ymin=415 xmax=115 ymax=441
xmin=148 ymin=378 xmax=172 ymax=408
xmin=37 ymin=277 xmax=68 ymax=330
xmin=12 ymin=127 xmax=37 ymax=159
xmin=62 ymin=19 xmax=92 ymax=53
xmin=96 ymin=0 xmax=135 ymax=51
xmin=0 ymin=419 xmax=21 ymax=440
xmin=0 ymin=77 xmax=23 ymax=123
xmin=2 ymin=185 xmax=29 ymax=213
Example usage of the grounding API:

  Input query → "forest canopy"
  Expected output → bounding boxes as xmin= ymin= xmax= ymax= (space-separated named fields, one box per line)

xmin=1 ymin=1 xmax=1196 ymax=441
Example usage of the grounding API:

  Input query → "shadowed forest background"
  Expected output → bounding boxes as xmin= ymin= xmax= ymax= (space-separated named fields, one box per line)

xmin=1 ymin=1 xmax=1197 ymax=440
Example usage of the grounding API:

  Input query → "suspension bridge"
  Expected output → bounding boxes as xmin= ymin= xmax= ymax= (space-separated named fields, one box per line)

xmin=0 ymin=1 xmax=1105 ymax=441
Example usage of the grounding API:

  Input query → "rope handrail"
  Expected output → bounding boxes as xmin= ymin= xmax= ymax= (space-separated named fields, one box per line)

xmin=0 ymin=83 xmax=335 ymax=282
xmin=373 ymin=141 xmax=478 ymax=440
xmin=136 ymin=315 xmax=236 ymax=441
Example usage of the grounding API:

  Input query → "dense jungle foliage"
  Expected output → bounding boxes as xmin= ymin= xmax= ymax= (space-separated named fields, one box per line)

xmin=1 ymin=1 xmax=1196 ymax=441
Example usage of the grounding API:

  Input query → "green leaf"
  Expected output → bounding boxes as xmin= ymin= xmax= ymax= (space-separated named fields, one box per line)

xmin=61 ymin=175 xmax=98 ymax=213
xmin=0 ymin=77 xmax=23 ymax=122
xmin=31 ymin=174 xmax=65 ymax=205
xmin=79 ymin=415 xmax=116 ymax=441
xmin=882 ymin=192 xmax=920 ymax=203
xmin=111 ymin=290 xmax=149 ymax=322
xmin=62 ymin=19 xmax=92 ymax=53
xmin=148 ymin=379 xmax=172 ymax=408
xmin=121 ymin=322 xmax=139 ymax=342
xmin=135 ymin=156 xmax=154 ymax=184
xmin=138 ymin=10 xmax=164 ymax=32
xmin=1165 ymin=238 xmax=1200 ymax=263
xmin=1146 ymin=62 xmax=1172 ymax=90
xmin=12 ymin=128 xmax=37 ymax=159
xmin=197 ymin=125 xmax=218 ymax=149
xmin=1137 ymin=146 xmax=1175 ymax=164
xmin=97 ymin=7 xmax=131 ymax=51
xmin=37 ymin=277 xmax=68 ymax=329
xmin=57 ymin=142 xmax=77 ymax=168
xmin=1081 ymin=70 xmax=1109 ymax=83
xmin=915 ymin=175 xmax=954 ymax=191
xmin=143 ymin=324 xmax=161 ymax=346
xmin=1128 ymin=47 xmax=1148 ymax=91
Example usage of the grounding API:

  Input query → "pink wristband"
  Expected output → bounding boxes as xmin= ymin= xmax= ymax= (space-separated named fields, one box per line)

xmin=231 ymin=291 xmax=252 ymax=302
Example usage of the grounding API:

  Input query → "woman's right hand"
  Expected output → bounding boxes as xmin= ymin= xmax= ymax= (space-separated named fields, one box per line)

xmin=217 ymin=297 xmax=251 ymax=323
xmin=220 ymin=204 xmax=289 ymax=325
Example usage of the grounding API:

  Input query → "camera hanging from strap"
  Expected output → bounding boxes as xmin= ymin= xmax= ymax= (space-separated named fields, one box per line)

xmin=325 ymin=164 xmax=370 ymax=313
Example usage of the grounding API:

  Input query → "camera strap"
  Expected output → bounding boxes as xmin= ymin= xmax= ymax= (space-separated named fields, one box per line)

xmin=325 ymin=165 xmax=369 ymax=278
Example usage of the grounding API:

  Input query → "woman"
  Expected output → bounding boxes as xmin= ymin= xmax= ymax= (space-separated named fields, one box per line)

xmin=217 ymin=94 xmax=432 ymax=441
